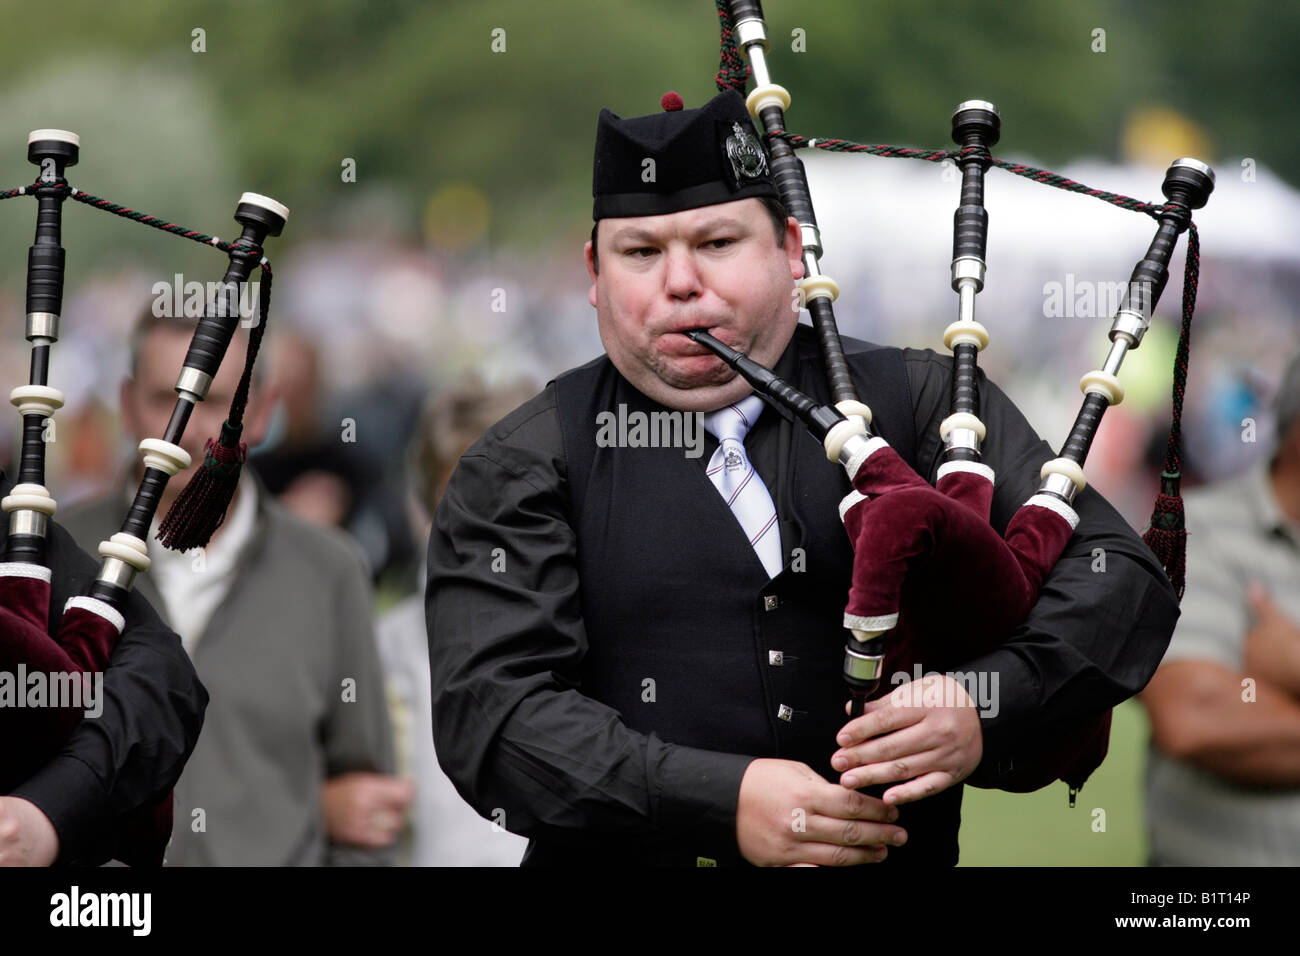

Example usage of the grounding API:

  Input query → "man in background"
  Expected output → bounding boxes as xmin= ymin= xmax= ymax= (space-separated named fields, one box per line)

xmin=1141 ymin=348 xmax=1300 ymax=865
xmin=62 ymin=309 xmax=408 ymax=865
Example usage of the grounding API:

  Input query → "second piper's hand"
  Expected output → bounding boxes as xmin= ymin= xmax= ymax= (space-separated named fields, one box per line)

xmin=0 ymin=797 xmax=59 ymax=867
xmin=832 ymin=675 xmax=984 ymax=805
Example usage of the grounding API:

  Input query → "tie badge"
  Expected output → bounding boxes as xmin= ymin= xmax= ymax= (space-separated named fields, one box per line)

xmin=725 ymin=122 xmax=768 ymax=183
xmin=724 ymin=446 xmax=745 ymax=473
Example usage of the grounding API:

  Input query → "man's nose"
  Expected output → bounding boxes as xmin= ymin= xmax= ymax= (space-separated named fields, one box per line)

xmin=662 ymin=246 xmax=702 ymax=300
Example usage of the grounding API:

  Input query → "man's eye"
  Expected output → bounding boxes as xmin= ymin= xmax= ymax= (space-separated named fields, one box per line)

xmin=704 ymin=238 xmax=734 ymax=249
xmin=625 ymin=247 xmax=657 ymax=258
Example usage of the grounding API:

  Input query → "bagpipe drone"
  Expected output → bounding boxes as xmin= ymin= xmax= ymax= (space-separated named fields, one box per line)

xmin=693 ymin=0 xmax=1213 ymax=800
xmin=0 ymin=128 xmax=286 ymax=863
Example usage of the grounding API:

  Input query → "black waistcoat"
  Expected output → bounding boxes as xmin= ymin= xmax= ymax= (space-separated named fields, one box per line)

xmin=550 ymin=325 xmax=962 ymax=865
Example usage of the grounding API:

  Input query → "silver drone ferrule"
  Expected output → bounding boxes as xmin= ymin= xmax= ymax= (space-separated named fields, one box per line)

xmin=951 ymin=258 xmax=985 ymax=327
xmin=8 ymin=509 xmax=48 ymax=538
xmin=1040 ymin=470 xmax=1080 ymax=505
xmin=800 ymin=224 xmax=823 ymax=259
xmin=175 ymin=366 xmax=212 ymax=404
xmin=950 ymin=255 xmax=985 ymax=292
xmin=844 ymin=641 xmax=885 ymax=682
xmin=26 ymin=312 xmax=59 ymax=341
xmin=944 ymin=427 xmax=981 ymax=455
xmin=735 ymin=15 xmax=770 ymax=54
xmin=734 ymin=16 xmax=769 ymax=49
xmin=835 ymin=431 xmax=873 ymax=469
xmin=1109 ymin=307 xmax=1147 ymax=348
xmin=96 ymin=557 xmax=139 ymax=592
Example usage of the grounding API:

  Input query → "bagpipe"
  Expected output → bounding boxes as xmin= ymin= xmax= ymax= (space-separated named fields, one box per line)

xmin=0 ymin=128 xmax=286 ymax=864
xmin=697 ymin=0 xmax=1213 ymax=798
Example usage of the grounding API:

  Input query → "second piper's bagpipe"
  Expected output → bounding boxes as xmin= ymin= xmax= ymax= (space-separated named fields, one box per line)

xmin=0 ymin=129 xmax=286 ymax=864
xmin=701 ymin=0 xmax=1213 ymax=799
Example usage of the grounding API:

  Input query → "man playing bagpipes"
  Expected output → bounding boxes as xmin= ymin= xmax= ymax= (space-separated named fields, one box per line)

xmin=425 ymin=90 xmax=1180 ymax=866
xmin=0 ymin=464 xmax=207 ymax=867
xmin=1 ymin=130 xmax=289 ymax=867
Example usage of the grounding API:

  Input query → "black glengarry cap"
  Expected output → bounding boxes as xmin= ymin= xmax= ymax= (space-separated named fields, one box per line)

xmin=592 ymin=89 xmax=778 ymax=220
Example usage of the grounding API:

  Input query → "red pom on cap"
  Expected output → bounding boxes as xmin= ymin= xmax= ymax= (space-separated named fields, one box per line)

xmin=660 ymin=91 xmax=684 ymax=112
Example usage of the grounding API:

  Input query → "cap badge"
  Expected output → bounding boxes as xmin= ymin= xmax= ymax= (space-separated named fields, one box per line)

xmin=725 ymin=122 xmax=768 ymax=182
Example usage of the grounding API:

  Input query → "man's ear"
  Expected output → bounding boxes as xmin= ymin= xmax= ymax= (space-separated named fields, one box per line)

xmin=783 ymin=216 xmax=805 ymax=281
xmin=584 ymin=240 xmax=599 ymax=308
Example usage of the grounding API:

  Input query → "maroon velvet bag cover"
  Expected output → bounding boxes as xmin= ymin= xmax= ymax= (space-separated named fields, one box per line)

xmin=839 ymin=441 xmax=1111 ymax=793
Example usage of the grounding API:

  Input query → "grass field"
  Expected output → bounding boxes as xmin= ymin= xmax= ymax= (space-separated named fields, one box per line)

xmin=958 ymin=699 xmax=1151 ymax=866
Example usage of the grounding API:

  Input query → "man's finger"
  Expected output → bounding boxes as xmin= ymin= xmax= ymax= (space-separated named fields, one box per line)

xmin=807 ymin=776 xmax=899 ymax=821
xmin=802 ymin=842 xmax=892 ymax=866
xmin=881 ymin=770 xmax=957 ymax=806
xmin=831 ymin=722 xmax=931 ymax=776
xmin=836 ymin=695 xmax=922 ymax=747
xmin=841 ymin=748 xmax=946 ymax=790
xmin=799 ymin=812 xmax=909 ymax=850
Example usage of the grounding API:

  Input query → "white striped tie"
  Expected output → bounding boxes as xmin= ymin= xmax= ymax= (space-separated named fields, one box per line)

xmin=704 ymin=394 xmax=783 ymax=579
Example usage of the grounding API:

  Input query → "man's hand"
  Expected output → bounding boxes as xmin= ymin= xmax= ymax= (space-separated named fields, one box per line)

xmin=0 ymin=797 xmax=59 ymax=867
xmin=832 ymin=674 xmax=984 ymax=805
xmin=321 ymin=772 xmax=415 ymax=848
xmin=1244 ymin=582 xmax=1300 ymax=698
xmin=735 ymin=758 xmax=907 ymax=866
